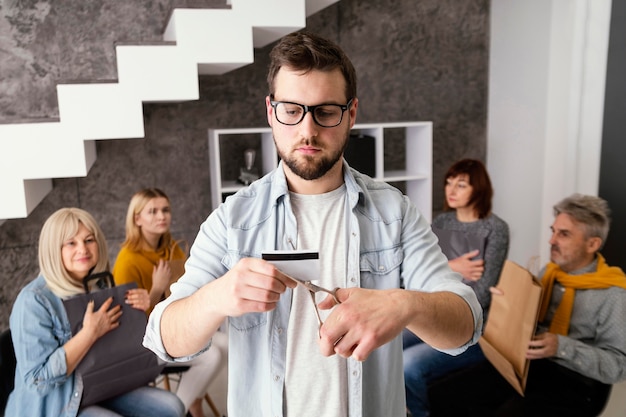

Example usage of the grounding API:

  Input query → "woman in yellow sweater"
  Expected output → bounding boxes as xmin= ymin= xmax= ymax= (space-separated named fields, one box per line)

xmin=113 ymin=188 xmax=227 ymax=417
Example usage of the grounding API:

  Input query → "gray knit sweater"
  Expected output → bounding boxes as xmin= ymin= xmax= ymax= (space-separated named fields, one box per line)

xmin=432 ymin=211 xmax=510 ymax=321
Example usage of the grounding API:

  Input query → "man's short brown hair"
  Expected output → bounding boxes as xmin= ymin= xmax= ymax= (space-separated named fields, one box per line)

xmin=267 ymin=31 xmax=357 ymax=102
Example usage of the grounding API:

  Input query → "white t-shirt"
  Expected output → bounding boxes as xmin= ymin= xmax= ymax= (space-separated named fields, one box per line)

xmin=284 ymin=185 xmax=348 ymax=416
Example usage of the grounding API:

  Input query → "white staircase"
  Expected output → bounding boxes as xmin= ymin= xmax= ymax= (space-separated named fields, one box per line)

xmin=0 ymin=0 xmax=340 ymax=221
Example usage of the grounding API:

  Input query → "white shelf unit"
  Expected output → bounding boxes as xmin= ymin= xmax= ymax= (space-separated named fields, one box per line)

xmin=208 ymin=121 xmax=432 ymax=221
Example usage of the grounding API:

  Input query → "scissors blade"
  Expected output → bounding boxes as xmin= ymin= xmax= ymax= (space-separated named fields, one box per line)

xmin=279 ymin=270 xmax=322 ymax=292
xmin=279 ymin=270 xmax=341 ymax=305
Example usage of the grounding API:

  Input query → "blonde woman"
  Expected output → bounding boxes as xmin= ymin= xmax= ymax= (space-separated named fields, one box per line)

xmin=113 ymin=188 xmax=227 ymax=417
xmin=6 ymin=208 xmax=184 ymax=417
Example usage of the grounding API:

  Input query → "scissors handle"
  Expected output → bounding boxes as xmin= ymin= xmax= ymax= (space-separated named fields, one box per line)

xmin=325 ymin=287 xmax=341 ymax=305
xmin=307 ymin=287 xmax=341 ymax=338
xmin=305 ymin=281 xmax=341 ymax=304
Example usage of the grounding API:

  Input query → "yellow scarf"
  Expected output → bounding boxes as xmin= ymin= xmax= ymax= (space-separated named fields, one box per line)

xmin=538 ymin=254 xmax=626 ymax=335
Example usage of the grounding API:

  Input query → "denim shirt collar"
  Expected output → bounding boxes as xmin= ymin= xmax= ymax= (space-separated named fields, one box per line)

xmin=270 ymin=159 xmax=364 ymax=210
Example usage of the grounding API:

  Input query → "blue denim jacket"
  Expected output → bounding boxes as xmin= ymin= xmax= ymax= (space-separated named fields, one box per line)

xmin=144 ymin=161 xmax=482 ymax=417
xmin=6 ymin=276 xmax=83 ymax=417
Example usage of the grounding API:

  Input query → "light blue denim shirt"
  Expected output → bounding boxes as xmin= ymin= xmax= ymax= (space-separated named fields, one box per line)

xmin=6 ymin=275 xmax=83 ymax=417
xmin=144 ymin=161 xmax=482 ymax=417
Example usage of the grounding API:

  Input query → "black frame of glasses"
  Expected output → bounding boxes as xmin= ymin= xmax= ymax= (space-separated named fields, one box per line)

xmin=269 ymin=97 xmax=353 ymax=128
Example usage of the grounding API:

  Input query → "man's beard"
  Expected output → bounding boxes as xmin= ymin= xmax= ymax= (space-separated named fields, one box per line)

xmin=278 ymin=136 xmax=349 ymax=181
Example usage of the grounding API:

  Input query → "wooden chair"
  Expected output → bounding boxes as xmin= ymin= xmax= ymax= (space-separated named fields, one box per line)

xmin=158 ymin=366 xmax=222 ymax=417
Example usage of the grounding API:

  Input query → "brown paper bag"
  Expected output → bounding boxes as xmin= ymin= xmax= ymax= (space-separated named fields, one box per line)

xmin=478 ymin=260 xmax=543 ymax=396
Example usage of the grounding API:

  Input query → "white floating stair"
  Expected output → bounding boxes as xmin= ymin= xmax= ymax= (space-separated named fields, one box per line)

xmin=0 ymin=0 xmax=339 ymax=221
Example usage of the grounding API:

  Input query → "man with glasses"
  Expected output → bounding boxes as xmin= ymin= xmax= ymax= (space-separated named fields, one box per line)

xmin=430 ymin=194 xmax=626 ymax=417
xmin=144 ymin=31 xmax=482 ymax=417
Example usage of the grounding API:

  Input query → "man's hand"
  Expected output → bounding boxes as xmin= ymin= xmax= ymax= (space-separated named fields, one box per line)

xmin=316 ymin=288 xmax=407 ymax=361
xmin=527 ymin=332 xmax=558 ymax=359
xmin=200 ymin=257 xmax=297 ymax=317
xmin=489 ymin=286 xmax=504 ymax=296
xmin=448 ymin=250 xmax=484 ymax=281
xmin=161 ymin=257 xmax=297 ymax=358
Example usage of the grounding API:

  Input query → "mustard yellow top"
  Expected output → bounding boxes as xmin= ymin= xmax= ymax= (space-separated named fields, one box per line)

xmin=112 ymin=243 xmax=186 ymax=293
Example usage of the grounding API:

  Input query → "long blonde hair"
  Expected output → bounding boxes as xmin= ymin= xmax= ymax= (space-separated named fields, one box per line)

xmin=121 ymin=188 xmax=174 ymax=252
xmin=39 ymin=208 xmax=110 ymax=298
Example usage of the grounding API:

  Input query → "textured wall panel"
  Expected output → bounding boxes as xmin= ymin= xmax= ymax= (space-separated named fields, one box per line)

xmin=0 ymin=0 xmax=489 ymax=329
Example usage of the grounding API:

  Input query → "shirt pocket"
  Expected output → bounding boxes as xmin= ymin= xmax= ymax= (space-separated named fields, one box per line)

xmin=229 ymin=313 xmax=268 ymax=332
xmin=359 ymin=246 xmax=403 ymax=289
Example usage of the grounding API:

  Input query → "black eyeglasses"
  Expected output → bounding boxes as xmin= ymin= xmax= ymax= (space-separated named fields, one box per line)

xmin=270 ymin=97 xmax=353 ymax=128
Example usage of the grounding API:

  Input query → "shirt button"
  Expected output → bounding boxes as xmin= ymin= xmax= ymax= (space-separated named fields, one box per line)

xmin=350 ymin=277 xmax=357 ymax=283
xmin=277 ymin=327 xmax=283 ymax=334
xmin=352 ymin=370 xmax=359 ymax=377
xmin=274 ymin=375 xmax=280 ymax=382
xmin=74 ymin=392 xmax=79 ymax=397
xmin=378 ymin=266 xmax=385 ymax=272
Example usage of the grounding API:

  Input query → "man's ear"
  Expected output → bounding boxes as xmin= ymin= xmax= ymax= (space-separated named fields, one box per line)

xmin=348 ymin=97 xmax=359 ymax=128
xmin=265 ymin=96 xmax=274 ymax=127
xmin=587 ymin=236 xmax=602 ymax=254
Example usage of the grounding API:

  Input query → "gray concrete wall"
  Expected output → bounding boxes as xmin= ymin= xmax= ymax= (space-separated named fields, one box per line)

xmin=0 ymin=0 xmax=490 ymax=329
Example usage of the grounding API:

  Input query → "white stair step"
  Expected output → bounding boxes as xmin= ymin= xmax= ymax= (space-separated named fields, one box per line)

xmin=57 ymin=82 xmax=145 ymax=140
xmin=164 ymin=9 xmax=255 ymax=75
xmin=116 ymin=44 xmax=200 ymax=102
xmin=0 ymin=0 xmax=341 ymax=221
xmin=1 ymin=122 xmax=96 ymax=180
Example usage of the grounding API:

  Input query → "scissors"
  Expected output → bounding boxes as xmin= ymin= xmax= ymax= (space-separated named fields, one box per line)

xmin=280 ymin=270 xmax=341 ymax=337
